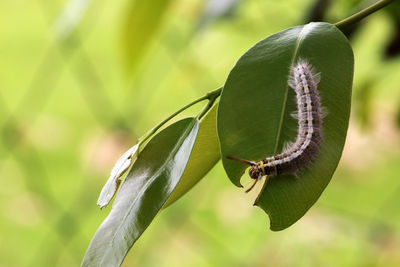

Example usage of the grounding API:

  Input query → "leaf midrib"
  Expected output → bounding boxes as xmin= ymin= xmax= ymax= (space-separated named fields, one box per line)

xmin=256 ymin=24 xmax=314 ymax=201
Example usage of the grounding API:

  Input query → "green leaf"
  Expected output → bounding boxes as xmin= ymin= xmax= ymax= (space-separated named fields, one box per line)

xmin=121 ymin=0 xmax=172 ymax=75
xmin=82 ymin=118 xmax=199 ymax=267
xmin=217 ymin=22 xmax=354 ymax=230
xmin=164 ymin=103 xmax=220 ymax=207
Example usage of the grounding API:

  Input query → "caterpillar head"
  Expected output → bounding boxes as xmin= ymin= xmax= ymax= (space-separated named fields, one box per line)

xmin=226 ymin=155 xmax=269 ymax=193
xmin=226 ymin=155 xmax=265 ymax=179
xmin=249 ymin=165 xmax=264 ymax=179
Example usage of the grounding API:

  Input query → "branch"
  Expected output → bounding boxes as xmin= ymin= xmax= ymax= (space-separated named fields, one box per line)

xmin=334 ymin=0 xmax=395 ymax=30
xmin=138 ymin=87 xmax=222 ymax=146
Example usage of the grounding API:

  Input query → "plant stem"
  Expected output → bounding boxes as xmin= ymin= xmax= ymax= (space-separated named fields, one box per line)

xmin=334 ymin=0 xmax=395 ymax=30
xmin=197 ymin=93 xmax=218 ymax=120
xmin=138 ymin=86 xmax=223 ymax=145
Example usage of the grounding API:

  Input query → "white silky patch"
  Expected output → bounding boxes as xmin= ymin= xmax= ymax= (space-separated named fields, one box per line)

xmin=97 ymin=144 xmax=139 ymax=209
xmin=288 ymin=76 xmax=297 ymax=89
xmin=283 ymin=141 xmax=293 ymax=152
xmin=313 ymin=72 xmax=321 ymax=84
xmin=321 ymin=106 xmax=329 ymax=118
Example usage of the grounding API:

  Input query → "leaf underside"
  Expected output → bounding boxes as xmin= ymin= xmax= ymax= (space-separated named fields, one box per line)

xmin=217 ymin=22 xmax=354 ymax=231
xmin=164 ymin=103 xmax=220 ymax=207
xmin=82 ymin=118 xmax=199 ymax=266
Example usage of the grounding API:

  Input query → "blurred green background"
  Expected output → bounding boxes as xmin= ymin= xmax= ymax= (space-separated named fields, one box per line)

xmin=1 ymin=0 xmax=400 ymax=266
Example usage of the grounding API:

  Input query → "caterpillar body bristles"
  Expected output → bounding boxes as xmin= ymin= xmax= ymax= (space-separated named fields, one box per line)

xmin=227 ymin=59 xmax=324 ymax=192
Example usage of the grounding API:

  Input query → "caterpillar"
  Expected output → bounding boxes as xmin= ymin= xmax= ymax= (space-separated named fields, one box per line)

xmin=227 ymin=59 xmax=324 ymax=192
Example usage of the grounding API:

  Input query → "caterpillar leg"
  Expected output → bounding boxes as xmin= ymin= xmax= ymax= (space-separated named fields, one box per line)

xmin=245 ymin=178 xmax=260 ymax=193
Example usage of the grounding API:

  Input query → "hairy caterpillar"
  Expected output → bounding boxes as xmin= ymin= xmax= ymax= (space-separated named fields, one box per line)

xmin=227 ymin=59 xmax=324 ymax=192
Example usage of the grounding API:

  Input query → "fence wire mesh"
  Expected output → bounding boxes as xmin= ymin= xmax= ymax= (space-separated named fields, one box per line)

xmin=2 ymin=0 xmax=400 ymax=266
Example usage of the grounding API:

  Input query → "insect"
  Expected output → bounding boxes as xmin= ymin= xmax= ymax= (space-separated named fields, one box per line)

xmin=227 ymin=59 xmax=324 ymax=192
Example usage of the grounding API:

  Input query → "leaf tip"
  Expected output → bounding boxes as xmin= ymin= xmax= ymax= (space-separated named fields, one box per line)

xmin=96 ymin=200 xmax=108 ymax=209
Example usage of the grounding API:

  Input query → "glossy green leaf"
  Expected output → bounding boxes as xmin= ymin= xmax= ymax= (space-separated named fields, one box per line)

xmin=121 ymin=0 xmax=172 ymax=75
xmin=217 ymin=22 xmax=354 ymax=230
xmin=164 ymin=103 xmax=220 ymax=207
xmin=82 ymin=118 xmax=199 ymax=266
